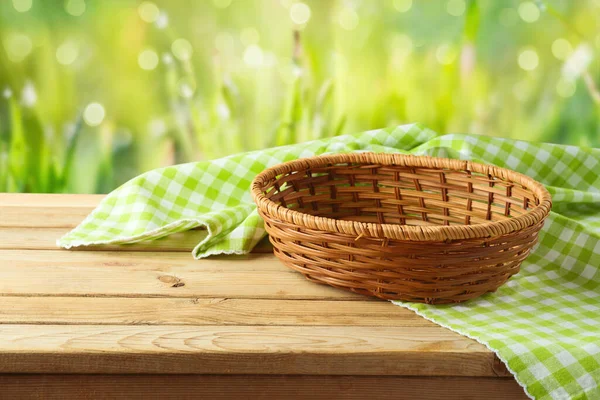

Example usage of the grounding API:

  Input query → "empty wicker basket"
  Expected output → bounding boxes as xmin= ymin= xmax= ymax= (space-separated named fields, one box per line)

xmin=251 ymin=153 xmax=552 ymax=304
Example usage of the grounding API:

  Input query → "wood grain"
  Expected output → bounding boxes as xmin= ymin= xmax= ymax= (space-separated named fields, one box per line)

xmin=0 ymin=194 xmax=102 ymax=228
xmin=0 ymin=192 xmax=512 ymax=393
xmin=0 ymin=251 xmax=366 ymax=300
xmin=0 ymin=325 xmax=504 ymax=376
xmin=0 ymin=375 xmax=528 ymax=400
xmin=0 ymin=193 xmax=102 ymax=207
xmin=0 ymin=227 xmax=205 ymax=251
xmin=0 ymin=249 xmax=281 ymax=270
xmin=0 ymin=297 xmax=432 ymax=326
xmin=0 ymin=227 xmax=273 ymax=252
xmin=0 ymin=193 xmax=275 ymax=252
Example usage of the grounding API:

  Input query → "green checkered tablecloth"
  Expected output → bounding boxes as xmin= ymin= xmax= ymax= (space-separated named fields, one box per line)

xmin=58 ymin=124 xmax=600 ymax=400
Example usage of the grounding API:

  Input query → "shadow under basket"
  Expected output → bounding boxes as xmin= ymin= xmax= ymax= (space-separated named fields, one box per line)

xmin=251 ymin=153 xmax=552 ymax=304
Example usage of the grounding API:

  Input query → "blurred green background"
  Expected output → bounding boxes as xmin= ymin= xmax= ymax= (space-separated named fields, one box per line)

xmin=0 ymin=0 xmax=598 ymax=193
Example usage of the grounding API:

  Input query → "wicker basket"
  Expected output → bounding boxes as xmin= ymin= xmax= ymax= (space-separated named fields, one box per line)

xmin=251 ymin=153 xmax=552 ymax=304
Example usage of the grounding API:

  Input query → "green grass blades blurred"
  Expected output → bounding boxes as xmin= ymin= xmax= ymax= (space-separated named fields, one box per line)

xmin=0 ymin=0 xmax=598 ymax=193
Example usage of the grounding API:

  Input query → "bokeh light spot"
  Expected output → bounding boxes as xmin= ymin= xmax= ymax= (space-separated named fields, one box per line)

xmin=518 ymin=2 xmax=540 ymax=23
xmin=290 ymin=2 xmax=311 ymax=25
xmin=138 ymin=2 xmax=159 ymax=23
xmin=171 ymin=38 xmax=193 ymax=61
xmin=339 ymin=8 xmax=359 ymax=30
xmin=243 ymin=44 xmax=263 ymax=67
xmin=393 ymin=0 xmax=412 ymax=13
xmin=138 ymin=49 xmax=159 ymax=70
xmin=180 ymin=85 xmax=193 ymax=98
xmin=65 ymin=0 xmax=86 ymax=16
xmin=240 ymin=28 xmax=260 ymax=46
xmin=12 ymin=0 xmax=32 ymax=13
xmin=21 ymin=81 xmax=37 ymax=107
xmin=3 ymin=33 xmax=32 ymax=63
xmin=149 ymin=119 xmax=167 ymax=138
xmin=56 ymin=41 xmax=79 ymax=66
xmin=551 ymin=38 xmax=572 ymax=61
xmin=562 ymin=44 xmax=593 ymax=80
xmin=84 ymin=103 xmax=105 ymax=126
xmin=436 ymin=44 xmax=457 ymax=65
xmin=156 ymin=12 xmax=169 ymax=29
xmin=556 ymin=78 xmax=576 ymax=98
xmin=518 ymin=49 xmax=539 ymax=71
xmin=162 ymin=53 xmax=173 ymax=65
xmin=212 ymin=0 xmax=232 ymax=9
xmin=217 ymin=102 xmax=230 ymax=119
xmin=446 ymin=0 xmax=465 ymax=16
xmin=178 ymin=77 xmax=196 ymax=98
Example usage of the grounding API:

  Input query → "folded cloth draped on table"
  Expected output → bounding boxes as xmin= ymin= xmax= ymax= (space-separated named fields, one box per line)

xmin=58 ymin=123 xmax=599 ymax=400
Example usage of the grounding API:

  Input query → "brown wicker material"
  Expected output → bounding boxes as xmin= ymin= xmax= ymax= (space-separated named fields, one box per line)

xmin=251 ymin=153 xmax=552 ymax=304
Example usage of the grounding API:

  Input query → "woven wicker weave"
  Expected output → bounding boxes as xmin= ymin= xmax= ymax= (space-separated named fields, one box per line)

xmin=251 ymin=153 xmax=552 ymax=304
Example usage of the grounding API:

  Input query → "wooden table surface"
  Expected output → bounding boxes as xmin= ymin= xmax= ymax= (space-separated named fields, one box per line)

xmin=0 ymin=194 xmax=527 ymax=399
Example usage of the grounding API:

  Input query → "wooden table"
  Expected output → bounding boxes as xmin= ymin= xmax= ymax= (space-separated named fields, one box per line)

xmin=0 ymin=194 xmax=527 ymax=399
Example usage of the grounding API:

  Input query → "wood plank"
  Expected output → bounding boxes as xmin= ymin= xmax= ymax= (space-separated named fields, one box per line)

xmin=0 ymin=375 xmax=527 ymax=400
xmin=0 ymin=194 xmax=103 ymax=228
xmin=0 ymin=227 xmax=273 ymax=253
xmin=0 ymin=249 xmax=280 ymax=270
xmin=0 ymin=297 xmax=431 ymax=326
xmin=0 ymin=325 xmax=506 ymax=376
xmin=0 ymin=251 xmax=368 ymax=300
xmin=0 ymin=193 xmax=103 ymax=207
xmin=0 ymin=227 xmax=205 ymax=251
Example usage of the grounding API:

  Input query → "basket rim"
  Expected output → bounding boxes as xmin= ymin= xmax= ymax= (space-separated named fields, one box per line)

xmin=250 ymin=152 xmax=552 ymax=242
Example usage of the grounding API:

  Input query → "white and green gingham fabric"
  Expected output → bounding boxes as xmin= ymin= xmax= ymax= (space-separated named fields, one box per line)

xmin=58 ymin=124 xmax=600 ymax=400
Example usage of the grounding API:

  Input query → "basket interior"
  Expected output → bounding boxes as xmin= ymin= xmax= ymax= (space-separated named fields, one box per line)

xmin=262 ymin=162 xmax=541 ymax=227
